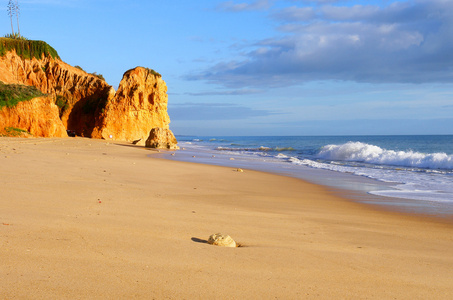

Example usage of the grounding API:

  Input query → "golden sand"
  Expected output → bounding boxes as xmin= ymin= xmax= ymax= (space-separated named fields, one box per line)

xmin=1 ymin=137 xmax=452 ymax=299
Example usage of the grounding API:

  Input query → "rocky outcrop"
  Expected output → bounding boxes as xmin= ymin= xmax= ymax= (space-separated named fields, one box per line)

xmin=145 ymin=127 xmax=178 ymax=149
xmin=0 ymin=49 xmax=113 ymax=137
xmin=0 ymin=95 xmax=67 ymax=137
xmin=0 ymin=44 xmax=177 ymax=148
xmin=92 ymin=67 xmax=176 ymax=147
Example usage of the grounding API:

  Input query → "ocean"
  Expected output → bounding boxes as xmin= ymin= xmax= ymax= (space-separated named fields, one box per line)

xmin=158 ymin=135 xmax=453 ymax=216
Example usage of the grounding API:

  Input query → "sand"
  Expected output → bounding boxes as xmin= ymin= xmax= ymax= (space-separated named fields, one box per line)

xmin=1 ymin=137 xmax=453 ymax=299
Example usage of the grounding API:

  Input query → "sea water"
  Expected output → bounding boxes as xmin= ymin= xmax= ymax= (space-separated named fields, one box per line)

xmin=160 ymin=135 xmax=453 ymax=216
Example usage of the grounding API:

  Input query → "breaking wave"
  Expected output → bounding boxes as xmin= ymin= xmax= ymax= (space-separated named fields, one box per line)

xmin=317 ymin=142 xmax=453 ymax=170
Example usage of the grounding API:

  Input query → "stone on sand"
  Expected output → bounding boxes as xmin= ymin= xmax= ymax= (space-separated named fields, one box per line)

xmin=208 ymin=233 xmax=236 ymax=248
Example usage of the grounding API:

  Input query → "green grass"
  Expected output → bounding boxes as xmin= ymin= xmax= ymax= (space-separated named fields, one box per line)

xmin=0 ymin=127 xmax=31 ymax=137
xmin=0 ymin=81 xmax=45 ymax=109
xmin=0 ymin=37 xmax=60 ymax=60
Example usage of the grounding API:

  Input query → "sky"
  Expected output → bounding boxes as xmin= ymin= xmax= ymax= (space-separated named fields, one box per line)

xmin=2 ymin=0 xmax=453 ymax=136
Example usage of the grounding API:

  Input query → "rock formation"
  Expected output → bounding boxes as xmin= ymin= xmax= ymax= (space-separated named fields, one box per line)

xmin=208 ymin=233 xmax=237 ymax=248
xmin=0 ymin=49 xmax=113 ymax=137
xmin=91 ymin=67 xmax=177 ymax=148
xmin=0 ymin=95 xmax=67 ymax=137
xmin=145 ymin=127 xmax=178 ymax=149
xmin=0 ymin=39 xmax=178 ymax=148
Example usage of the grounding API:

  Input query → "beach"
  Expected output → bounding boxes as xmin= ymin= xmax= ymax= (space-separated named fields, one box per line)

xmin=1 ymin=137 xmax=453 ymax=299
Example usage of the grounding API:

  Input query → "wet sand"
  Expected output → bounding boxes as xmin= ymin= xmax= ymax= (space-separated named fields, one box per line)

xmin=1 ymin=137 xmax=453 ymax=299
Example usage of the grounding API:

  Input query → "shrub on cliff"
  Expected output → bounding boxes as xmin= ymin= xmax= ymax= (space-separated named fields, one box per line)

xmin=0 ymin=81 xmax=45 ymax=108
xmin=146 ymin=68 xmax=161 ymax=77
xmin=4 ymin=33 xmax=26 ymax=40
xmin=124 ymin=67 xmax=162 ymax=78
xmin=90 ymin=72 xmax=105 ymax=81
xmin=0 ymin=37 xmax=60 ymax=60
xmin=74 ymin=66 xmax=106 ymax=81
xmin=55 ymin=95 xmax=69 ymax=117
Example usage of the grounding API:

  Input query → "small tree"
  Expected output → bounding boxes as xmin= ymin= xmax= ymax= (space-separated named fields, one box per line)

xmin=7 ymin=0 xmax=15 ymax=37
xmin=15 ymin=0 xmax=21 ymax=38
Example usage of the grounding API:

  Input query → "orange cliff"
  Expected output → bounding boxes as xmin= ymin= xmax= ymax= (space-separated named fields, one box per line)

xmin=92 ymin=67 xmax=178 ymax=148
xmin=0 ymin=43 xmax=178 ymax=148
xmin=0 ymin=95 xmax=67 ymax=137
xmin=0 ymin=49 xmax=113 ymax=137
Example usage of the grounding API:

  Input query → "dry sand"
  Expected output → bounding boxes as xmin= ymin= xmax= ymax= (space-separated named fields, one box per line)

xmin=1 ymin=137 xmax=453 ymax=299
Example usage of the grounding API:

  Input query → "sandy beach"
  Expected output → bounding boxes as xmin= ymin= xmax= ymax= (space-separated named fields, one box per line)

xmin=1 ymin=137 xmax=453 ymax=299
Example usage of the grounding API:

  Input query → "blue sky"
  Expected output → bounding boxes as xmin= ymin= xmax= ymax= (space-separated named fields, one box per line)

xmin=2 ymin=0 xmax=453 ymax=136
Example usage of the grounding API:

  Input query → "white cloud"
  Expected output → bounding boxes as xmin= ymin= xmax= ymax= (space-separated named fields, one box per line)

xmin=189 ymin=0 xmax=453 ymax=88
xmin=272 ymin=6 xmax=315 ymax=21
xmin=321 ymin=5 xmax=380 ymax=21
xmin=217 ymin=0 xmax=271 ymax=12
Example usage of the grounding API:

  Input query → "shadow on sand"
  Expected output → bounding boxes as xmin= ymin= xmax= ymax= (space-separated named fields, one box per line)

xmin=191 ymin=237 xmax=209 ymax=244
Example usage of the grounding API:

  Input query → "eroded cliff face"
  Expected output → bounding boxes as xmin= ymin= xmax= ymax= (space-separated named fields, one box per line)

xmin=92 ymin=67 xmax=177 ymax=148
xmin=0 ymin=50 xmax=114 ymax=137
xmin=0 ymin=95 xmax=67 ymax=137
xmin=0 ymin=49 xmax=177 ymax=148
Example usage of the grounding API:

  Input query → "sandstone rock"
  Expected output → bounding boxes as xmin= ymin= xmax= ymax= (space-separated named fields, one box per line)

xmin=145 ymin=127 xmax=178 ymax=149
xmin=208 ymin=233 xmax=237 ymax=248
xmin=93 ymin=67 xmax=177 ymax=147
xmin=0 ymin=96 xmax=67 ymax=137
xmin=0 ymin=50 xmax=113 ymax=137
xmin=1 ymin=50 xmax=177 ymax=145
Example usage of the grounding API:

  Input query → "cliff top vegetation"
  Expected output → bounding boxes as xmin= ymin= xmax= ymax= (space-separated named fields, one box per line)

xmin=124 ymin=67 xmax=162 ymax=78
xmin=145 ymin=67 xmax=161 ymax=78
xmin=0 ymin=37 xmax=60 ymax=60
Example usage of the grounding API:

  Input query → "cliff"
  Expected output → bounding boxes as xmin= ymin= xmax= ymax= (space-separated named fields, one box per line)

xmin=0 ymin=38 xmax=177 ymax=148
xmin=92 ymin=67 xmax=177 ymax=148
xmin=0 ymin=95 xmax=67 ymax=137
xmin=0 ymin=42 xmax=113 ymax=137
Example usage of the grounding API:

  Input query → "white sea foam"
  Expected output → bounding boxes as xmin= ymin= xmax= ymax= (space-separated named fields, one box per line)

xmin=288 ymin=155 xmax=453 ymax=203
xmin=318 ymin=142 xmax=453 ymax=170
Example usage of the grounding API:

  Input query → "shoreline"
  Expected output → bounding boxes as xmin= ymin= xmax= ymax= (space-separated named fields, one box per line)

xmin=1 ymin=137 xmax=453 ymax=299
xmin=158 ymin=154 xmax=453 ymax=225
xmin=156 ymin=143 xmax=453 ymax=219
